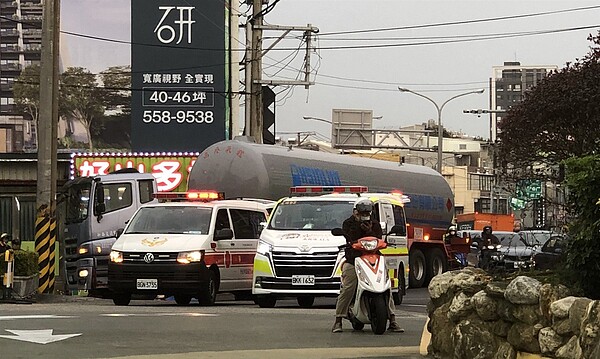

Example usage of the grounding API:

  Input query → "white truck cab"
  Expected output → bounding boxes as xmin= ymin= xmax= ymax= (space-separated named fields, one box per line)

xmin=108 ymin=191 xmax=269 ymax=306
xmin=252 ymin=186 xmax=410 ymax=308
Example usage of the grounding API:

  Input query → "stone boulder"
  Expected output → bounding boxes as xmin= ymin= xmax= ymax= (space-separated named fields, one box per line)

xmin=485 ymin=281 xmax=508 ymax=299
xmin=506 ymin=322 xmax=542 ymax=353
xmin=448 ymin=292 xmax=472 ymax=323
xmin=569 ymin=298 xmax=592 ymax=336
xmin=504 ymin=276 xmax=541 ymax=305
xmin=452 ymin=319 xmax=498 ymax=359
xmin=539 ymin=283 xmax=570 ymax=323
xmin=472 ymin=290 xmax=499 ymax=321
xmin=550 ymin=296 xmax=578 ymax=319
xmin=428 ymin=302 xmax=453 ymax=358
xmin=554 ymin=335 xmax=582 ymax=359
xmin=580 ymin=300 xmax=600 ymax=359
xmin=538 ymin=326 xmax=565 ymax=354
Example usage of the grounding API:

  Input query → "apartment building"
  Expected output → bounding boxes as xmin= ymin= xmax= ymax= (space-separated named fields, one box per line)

xmin=0 ymin=0 xmax=42 ymax=153
xmin=490 ymin=61 xmax=558 ymax=142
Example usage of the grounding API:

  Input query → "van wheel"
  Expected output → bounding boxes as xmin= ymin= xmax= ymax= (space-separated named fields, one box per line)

xmin=409 ymin=249 xmax=426 ymax=288
xmin=426 ymin=248 xmax=448 ymax=284
xmin=393 ymin=267 xmax=405 ymax=305
xmin=297 ymin=296 xmax=315 ymax=308
xmin=255 ymin=295 xmax=277 ymax=308
xmin=112 ymin=293 xmax=131 ymax=306
xmin=175 ymin=295 xmax=192 ymax=305
xmin=198 ymin=270 xmax=218 ymax=306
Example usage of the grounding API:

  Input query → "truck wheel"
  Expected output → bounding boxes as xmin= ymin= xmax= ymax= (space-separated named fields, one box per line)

xmin=426 ymin=248 xmax=448 ymax=284
xmin=255 ymin=295 xmax=277 ymax=308
xmin=393 ymin=266 xmax=405 ymax=305
xmin=198 ymin=270 xmax=218 ymax=306
xmin=297 ymin=296 xmax=315 ymax=308
xmin=409 ymin=249 xmax=426 ymax=288
xmin=370 ymin=295 xmax=388 ymax=335
xmin=175 ymin=295 xmax=192 ymax=305
xmin=112 ymin=293 xmax=131 ymax=306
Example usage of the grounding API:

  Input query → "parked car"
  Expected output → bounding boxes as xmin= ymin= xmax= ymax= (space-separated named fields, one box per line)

xmin=517 ymin=230 xmax=558 ymax=247
xmin=498 ymin=233 xmax=541 ymax=271
xmin=533 ymin=235 xmax=568 ymax=270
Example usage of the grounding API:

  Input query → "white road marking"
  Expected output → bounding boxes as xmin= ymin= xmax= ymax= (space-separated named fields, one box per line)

xmin=0 ymin=315 xmax=77 ymax=321
xmin=100 ymin=313 xmax=218 ymax=317
xmin=0 ymin=329 xmax=82 ymax=344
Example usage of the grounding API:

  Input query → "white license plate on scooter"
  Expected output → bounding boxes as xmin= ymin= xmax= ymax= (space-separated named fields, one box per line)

xmin=292 ymin=275 xmax=315 ymax=285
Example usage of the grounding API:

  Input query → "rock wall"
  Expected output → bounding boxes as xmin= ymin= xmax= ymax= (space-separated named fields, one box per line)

xmin=426 ymin=268 xmax=600 ymax=359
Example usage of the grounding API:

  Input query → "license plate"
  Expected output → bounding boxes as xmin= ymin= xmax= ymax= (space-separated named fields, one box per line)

xmin=136 ymin=279 xmax=158 ymax=290
xmin=513 ymin=261 xmax=526 ymax=269
xmin=292 ymin=275 xmax=315 ymax=285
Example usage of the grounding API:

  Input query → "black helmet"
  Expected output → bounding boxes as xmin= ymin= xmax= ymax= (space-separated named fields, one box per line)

xmin=483 ymin=226 xmax=492 ymax=234
xmin=354 ymin=199 xmax=374 ymax=213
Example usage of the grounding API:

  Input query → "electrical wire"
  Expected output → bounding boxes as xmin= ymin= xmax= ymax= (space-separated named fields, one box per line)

xmin=317 ymin=4 xmax=600 ymax=36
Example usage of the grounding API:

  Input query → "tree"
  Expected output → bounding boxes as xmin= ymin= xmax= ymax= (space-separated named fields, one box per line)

xmin=13 ymin=64 xmax=41 ymax=147
xmin=563 ymin=155 xmax=600 ymax=299
xmin=497 ymin=31 xmax=600 ymax=179
xmin=60 ymin=67 xmax=104 ymax=150
xmin=96 ymin=66 xmax=132 ymax=149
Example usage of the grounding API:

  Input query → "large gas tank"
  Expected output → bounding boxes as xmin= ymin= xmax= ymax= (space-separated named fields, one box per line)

xmin=188 ymin=140 xmax=454 ymax=226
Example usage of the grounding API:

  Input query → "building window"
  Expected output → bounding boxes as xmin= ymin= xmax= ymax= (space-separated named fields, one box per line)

xmin=459 ymin=144 xmax=467 ymax=150
xmin=475 ymin=198 xmax=491 ymax=213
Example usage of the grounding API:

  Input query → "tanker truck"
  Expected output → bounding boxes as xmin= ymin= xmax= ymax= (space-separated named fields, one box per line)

xmin=188 ymin=139 xmax=459 ymax=288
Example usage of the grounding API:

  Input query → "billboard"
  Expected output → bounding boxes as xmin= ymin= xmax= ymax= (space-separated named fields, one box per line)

xmin=131 ymin=0 xmax=227 ymax=152
xmin=71 ymin=153 xmax=199 ymax=192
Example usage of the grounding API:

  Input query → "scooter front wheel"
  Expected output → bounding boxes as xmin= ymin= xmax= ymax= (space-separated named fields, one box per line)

xmin=370 ymin=295 xmax=388 ymax=335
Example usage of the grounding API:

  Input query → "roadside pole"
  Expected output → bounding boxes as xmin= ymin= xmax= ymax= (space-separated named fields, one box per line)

xmin=37 ymin=0 xmax=60 ymax=294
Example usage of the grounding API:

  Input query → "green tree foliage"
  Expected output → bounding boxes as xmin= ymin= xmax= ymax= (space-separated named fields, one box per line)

xmin=498 ymin=31 xmax=600 ymax=178
xmin=13 ymin=64 xmax=41 ymax=124
xmin=99 ymin=65 xmax=131 ymax=115
xmin=563 ymin=155 xmax=600 ymax=299
xmin=60 ymin=67 xmax=104 ymax=150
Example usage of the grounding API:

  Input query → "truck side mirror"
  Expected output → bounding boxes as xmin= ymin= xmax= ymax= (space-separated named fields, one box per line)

xmin=380 ymin=222 xmax=387 ymax=233
xmin=94 ymin=182 xmax=106 ymax=221
xmin=214 ymin=228 xmax=234 ymax=241
xmin=116 ymin=228 xmax=124 ymax=238
xmin=331 ymin=228 xmax=344 ymax=236
xmin=388 ymin=225 xmax=405 ymax=236
xmin=258 ymin=221 xmax=267 ymax=233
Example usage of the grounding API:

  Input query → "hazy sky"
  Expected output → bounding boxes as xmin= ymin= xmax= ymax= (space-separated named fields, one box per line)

xmin=61 ymin=0 xmax=600 ymax=140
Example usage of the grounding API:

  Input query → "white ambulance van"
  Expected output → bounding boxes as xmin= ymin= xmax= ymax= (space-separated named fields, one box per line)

xmin=108 ymin=191 xmax=269 ymax=306
xmin=252 ymin=186 xmax=410 ymax=308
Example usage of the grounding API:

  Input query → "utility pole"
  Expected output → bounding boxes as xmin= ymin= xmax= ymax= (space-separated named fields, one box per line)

xmin=249 ymin=0 xmax=264 ymax=144
xmin=244 ymin=1 xmax=318 ymax=144
xmin=37 ymin=0 xmax=60 ymax=294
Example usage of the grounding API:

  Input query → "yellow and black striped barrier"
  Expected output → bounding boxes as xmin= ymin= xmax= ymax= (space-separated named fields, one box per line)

xmin=35 ymin=210 xmax=56 ymax=294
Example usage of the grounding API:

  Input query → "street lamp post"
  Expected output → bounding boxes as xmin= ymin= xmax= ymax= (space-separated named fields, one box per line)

xmin=398 ymin=87 xmax=485 ymax=173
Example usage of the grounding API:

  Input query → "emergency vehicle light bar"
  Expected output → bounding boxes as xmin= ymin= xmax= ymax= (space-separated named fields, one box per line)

xmin=154 ymin=191 xmax=225 ymax=201
xmin=290 ymin=186 xmax=368 ymax=194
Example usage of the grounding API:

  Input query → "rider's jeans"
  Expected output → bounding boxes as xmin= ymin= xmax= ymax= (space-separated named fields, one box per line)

xmin=335 ymin=262 xmax=396 ymax=318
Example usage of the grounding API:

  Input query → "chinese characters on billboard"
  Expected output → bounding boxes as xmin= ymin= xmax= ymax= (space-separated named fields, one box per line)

xmin=71 ymin=154 xmax=198 ymax=192
xmin=131 ymin=1 xmax=227 ymax=152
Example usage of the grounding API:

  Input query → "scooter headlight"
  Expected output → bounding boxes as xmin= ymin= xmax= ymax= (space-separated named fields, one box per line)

xmin=486 ymin=245 xmax=496 ymax=250
xmin=360 ymin=239 xmax=378 ymax=251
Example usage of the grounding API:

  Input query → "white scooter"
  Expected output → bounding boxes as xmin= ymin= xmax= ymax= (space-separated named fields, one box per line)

xmin=333 ymin=229 xmax=391 ymax=335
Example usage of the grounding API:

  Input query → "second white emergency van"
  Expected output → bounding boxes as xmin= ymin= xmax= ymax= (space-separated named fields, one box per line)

xmin=108 ymin=191 xmax=269 ymax=306
xmin=252 ymin=186 xmax=410 ymax=308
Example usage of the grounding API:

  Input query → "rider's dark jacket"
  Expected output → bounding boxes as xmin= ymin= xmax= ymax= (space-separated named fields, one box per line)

xmin=341 ymin=216 xmax=383 ymax=265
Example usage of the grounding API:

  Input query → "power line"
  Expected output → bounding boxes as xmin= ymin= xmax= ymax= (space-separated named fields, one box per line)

xmin=317 ymin=5 xmax=600 ymax=36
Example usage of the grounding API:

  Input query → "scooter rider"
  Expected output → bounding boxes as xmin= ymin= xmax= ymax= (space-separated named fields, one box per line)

xmin=331 ymin=198 xmax=404 ymax=333
xmin=478 ymin=226 xmax=500 ymax=268
xmin=0 ymin=233 xmax=11 ymax=255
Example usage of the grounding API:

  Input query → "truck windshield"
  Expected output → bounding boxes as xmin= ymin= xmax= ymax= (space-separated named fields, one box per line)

xmin=65 ymin=183 xmax=91 ymax=224
xmin=269 ymin=200 xmax=354 ymax=230
xmin=125 ymin=206 xmax=212 ymax=234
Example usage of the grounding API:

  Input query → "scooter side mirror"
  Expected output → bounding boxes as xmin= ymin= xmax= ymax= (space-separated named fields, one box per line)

xmin=331 ymin=228 xmax=345 ymax=236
